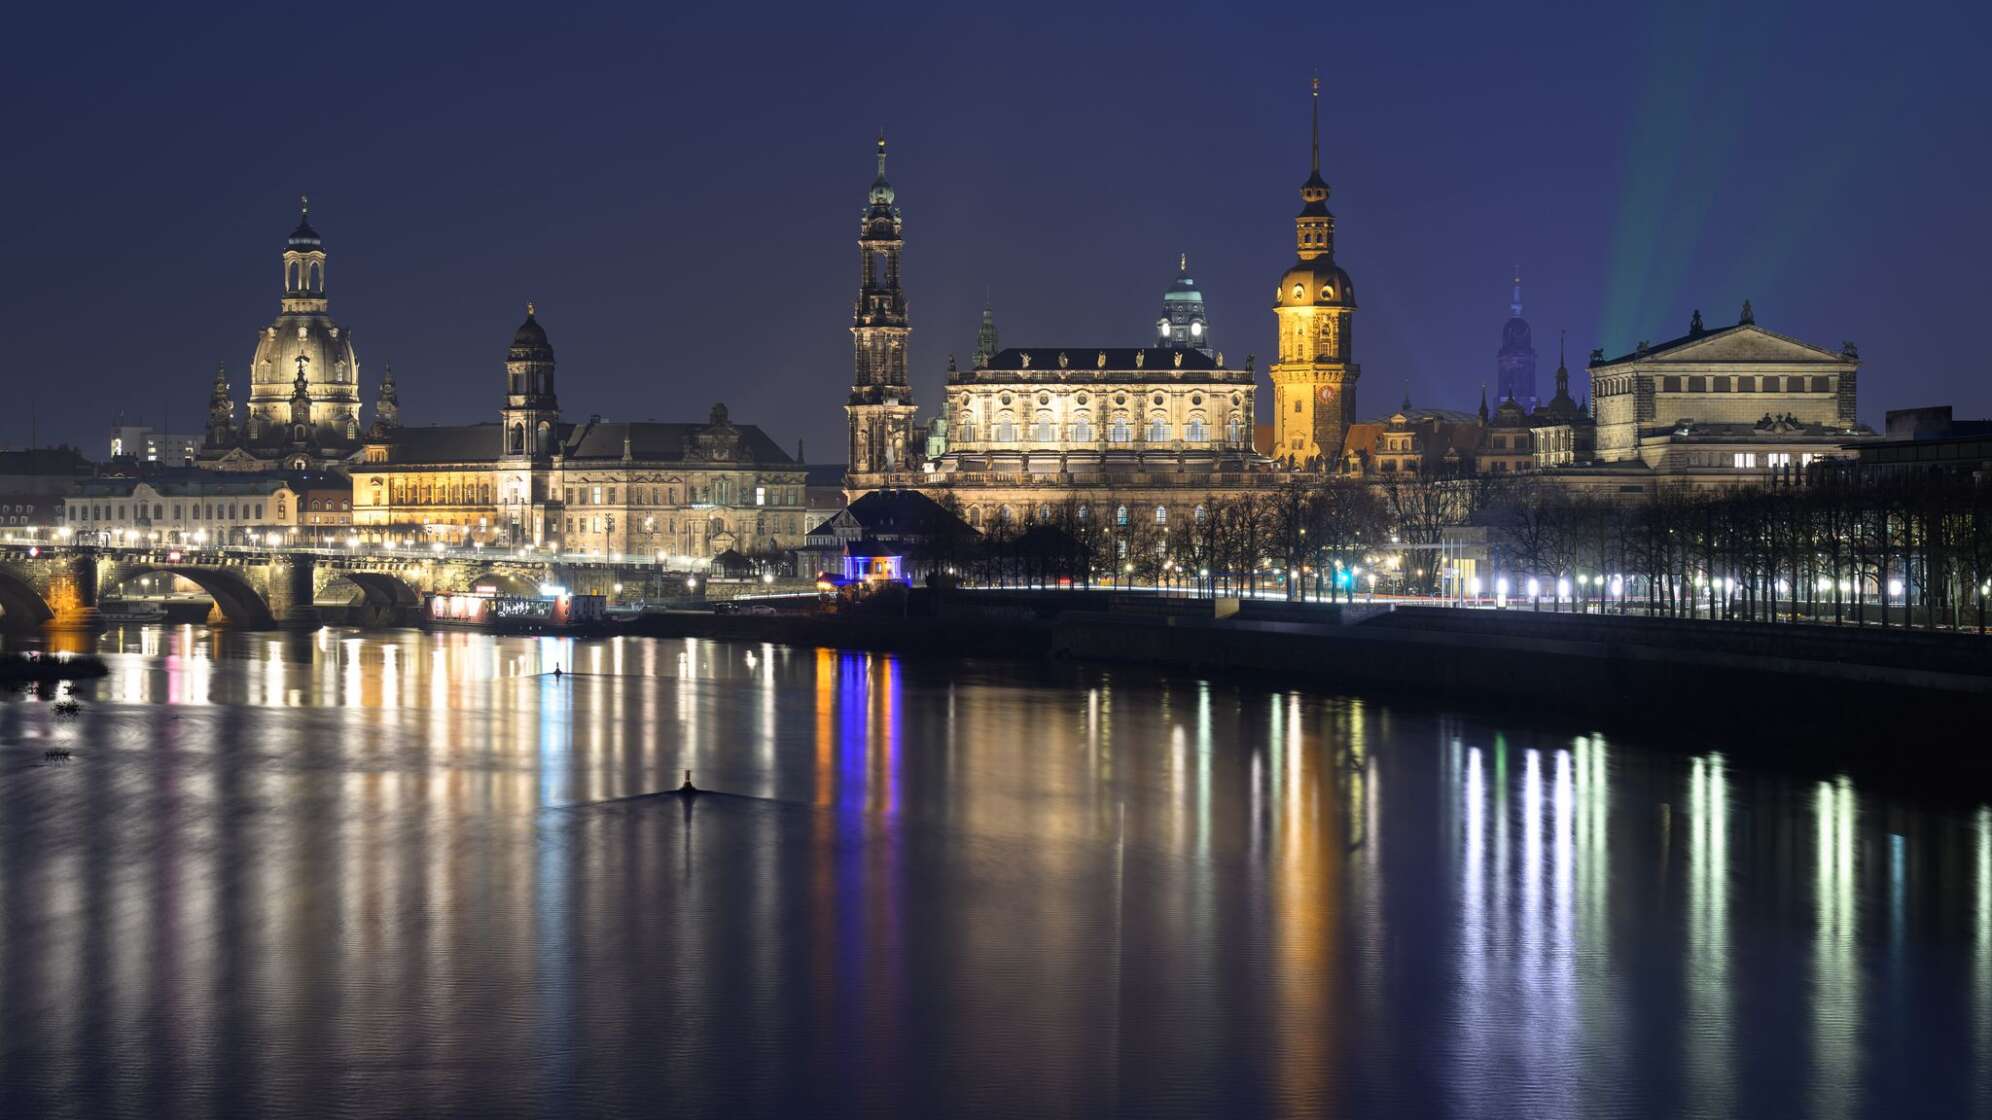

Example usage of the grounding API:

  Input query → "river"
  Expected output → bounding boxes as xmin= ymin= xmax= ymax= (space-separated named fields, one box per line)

xmin=0 ymin=626 xmax=1984 ymax=1118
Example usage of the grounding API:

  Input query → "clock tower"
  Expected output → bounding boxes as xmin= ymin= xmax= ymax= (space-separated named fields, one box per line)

xmin=1269 ymin=77 xmax=1360 ymax=469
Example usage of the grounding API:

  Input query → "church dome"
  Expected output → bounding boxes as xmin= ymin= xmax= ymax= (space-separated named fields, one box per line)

xmin=509 ymin=306 xmax=554 ymax=361
xmin=246 ymin=312 xmax=360 ymax=448
xmin=1277 ymin=258 xmax=1356 ymax=308
xmin=287 ymin=195 xmax=322 ymax=250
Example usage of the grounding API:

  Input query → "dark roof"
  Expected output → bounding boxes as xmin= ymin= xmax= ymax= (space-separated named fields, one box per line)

xmin=73 ymin=467 xmax=337 ymax=498
xmin=379 ymin=420 xmax=798 ymax=466
xmin=847 ymin=488 xmax=949 ymax=527
xmin=561 ymin=421 xmax=795 ymax=465
xmin=1592 ymin=321 xmax=1848 ymax=368
xmin=982 ymin=347 xmax=1224 ymax=372
xmin=811 ymin=488 xmax=972 ymax=539
xmin=383 ymin=424 xmax=503 ymax=463
xmin=0 ymin=447 xmax=93 ymax=476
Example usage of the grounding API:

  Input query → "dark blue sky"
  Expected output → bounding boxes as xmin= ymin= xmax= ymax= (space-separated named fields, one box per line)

xmin=5 ymin=0 xmax=1987 ymax=459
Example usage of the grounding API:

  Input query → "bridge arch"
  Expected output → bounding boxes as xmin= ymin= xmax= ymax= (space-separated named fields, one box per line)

xmin=470 ymin=570 xmax=540 ymax=597
xmin=329 ymin=570 xmax=422 ymax=610
xmin=0 ymin=568 xmax=54 ymax=630
xmin=120 ymin=564 xmax=275 ymax=629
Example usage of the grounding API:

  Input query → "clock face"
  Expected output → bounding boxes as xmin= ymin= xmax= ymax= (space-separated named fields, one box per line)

xmin=1317 ymin=386 xmax=1337 ymax=404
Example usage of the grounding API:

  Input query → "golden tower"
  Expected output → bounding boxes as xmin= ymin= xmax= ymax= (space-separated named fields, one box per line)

xmin=1269 ymin=77 xmax=1359 ymax=468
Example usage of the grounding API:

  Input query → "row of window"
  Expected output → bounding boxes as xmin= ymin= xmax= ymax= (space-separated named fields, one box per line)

xmin=964 ymin=418 xmax=1244 ymax=444
xmin=1731 ymin=452 xmax=1815 ymax=469
xmin=74 ymin=500 xmax=272 ymax=522
xmin=1663 ymin=374 xmax=1832 ymax=394
xmin=965 ymin=503 xmax=1209 ymax=529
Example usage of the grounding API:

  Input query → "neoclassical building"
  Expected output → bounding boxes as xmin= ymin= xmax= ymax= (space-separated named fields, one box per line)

xmin=200 ymin=198 xmax=367 ymax=471
xmin=1588 ymin=303 xmax=1869 ymax=472
xmin=350 ymin=309 xmax=808 ymax=560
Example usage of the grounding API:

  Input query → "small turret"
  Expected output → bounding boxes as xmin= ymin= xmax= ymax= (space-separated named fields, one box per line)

xmin=373 ymin=362 xmax=400 ymax=433
xmin=206 ymin=364 xmax=235 ymax=448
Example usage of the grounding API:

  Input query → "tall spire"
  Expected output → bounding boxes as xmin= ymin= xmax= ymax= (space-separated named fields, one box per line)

xmin=974 ymin=298 xmax=999 ymax=368
xmin=1310 ymin=72 xmax=1321 ymax=174
xmin=1510 ymin=265 xmax=1522 ymax=319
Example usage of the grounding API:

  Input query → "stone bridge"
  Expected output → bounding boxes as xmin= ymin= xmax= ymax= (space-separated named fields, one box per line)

xmin=0 ymin=545 xmax=639 ymax=632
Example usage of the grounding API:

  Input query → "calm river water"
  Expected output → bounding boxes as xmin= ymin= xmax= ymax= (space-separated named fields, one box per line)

xmin=0 ymin=626 xmax=1985 ymax=1118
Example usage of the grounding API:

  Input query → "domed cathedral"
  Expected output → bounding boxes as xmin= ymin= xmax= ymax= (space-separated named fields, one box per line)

xmin=1158 ymin=254 xmax=1211 ymax=352
xmin=246 ymin=198 xmax=363 ymax=458
xmin=844 ymin=133 xmax=923 ymax=498
xmin=1269 ymin=77 xmax=1361 ymax=471
xmin=1496 ymin=268 xmax=1538 ymax=412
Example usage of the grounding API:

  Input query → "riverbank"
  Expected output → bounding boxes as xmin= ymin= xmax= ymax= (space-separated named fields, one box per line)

xmin=628 ymin=590 xmax=1992 ymax=768
xmin=0 ymin=651 xmax=110 ymax=685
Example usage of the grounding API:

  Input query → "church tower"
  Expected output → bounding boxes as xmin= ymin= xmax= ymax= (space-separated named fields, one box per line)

xmin=845 ymin=133 xmax=920 ymax=495
xmin=1269 ymin=77 xmax=1360 ymax=469
xmin=1496 ymin=268 xmax=1538 ymax=411
xmin=500 ymin=304 xmax=559 ymax=462
xmin=1157 ymin=253 xmax=1210 ymax=351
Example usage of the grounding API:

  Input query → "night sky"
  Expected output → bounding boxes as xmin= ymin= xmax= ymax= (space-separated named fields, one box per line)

xmin=6 ymin=0 xmax=1987 ymax=460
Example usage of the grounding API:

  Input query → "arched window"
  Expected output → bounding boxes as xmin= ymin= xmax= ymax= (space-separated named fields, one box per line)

xmin=1071 ymin=412 xmax=1093 ymax=442
xmin=957 ymin=412 xmax=976 ymax=442
xmin=1185 ymin=413 xmax=1208 ymax=442
xmin=994 ymin=410 xmax=1018 ymax=442
xmin=510 ymin=424 xmax=525 ymax=453
xmin=1154 ymin=505 xmax=1168 ymax=526
xmin=1148 ymin=415 xmax=1170 ymax=442
xmin=1109 ymin=413 xmax=1132 ymax=443
xmin=1115 ymin=505 xmax=1129 ymax=527
xmin=1031 ymin=411 xmax=1056 ymax=442
xmin=1226 ymin=412 xmax=1245 ymax=444
xmin=1194 ymin=504 xmax=1207 ymax=522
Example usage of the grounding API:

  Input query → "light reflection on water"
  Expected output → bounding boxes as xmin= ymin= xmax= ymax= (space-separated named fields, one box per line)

xmin=0 ymin=625 xmax=1986 ymax=1118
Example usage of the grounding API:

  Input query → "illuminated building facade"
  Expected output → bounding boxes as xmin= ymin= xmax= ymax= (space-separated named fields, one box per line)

xmin=1588 ymin=304 xmax=1869 ymax=471
xmin=350 ymin=310 xmax=807 ymax=558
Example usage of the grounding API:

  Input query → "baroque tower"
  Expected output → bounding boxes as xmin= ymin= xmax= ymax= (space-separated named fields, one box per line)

xmin=501 ymin=304 xmax=559 ymax=461
xmin=1269 ymin=77 xmax=1360 ymax=468
xmin=845 ymin=133 xmax=920 ymax=494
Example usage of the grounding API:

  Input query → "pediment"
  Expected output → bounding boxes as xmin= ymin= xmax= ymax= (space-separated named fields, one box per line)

xmin=1645 ymin=326 xmax=1848 ymax=366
